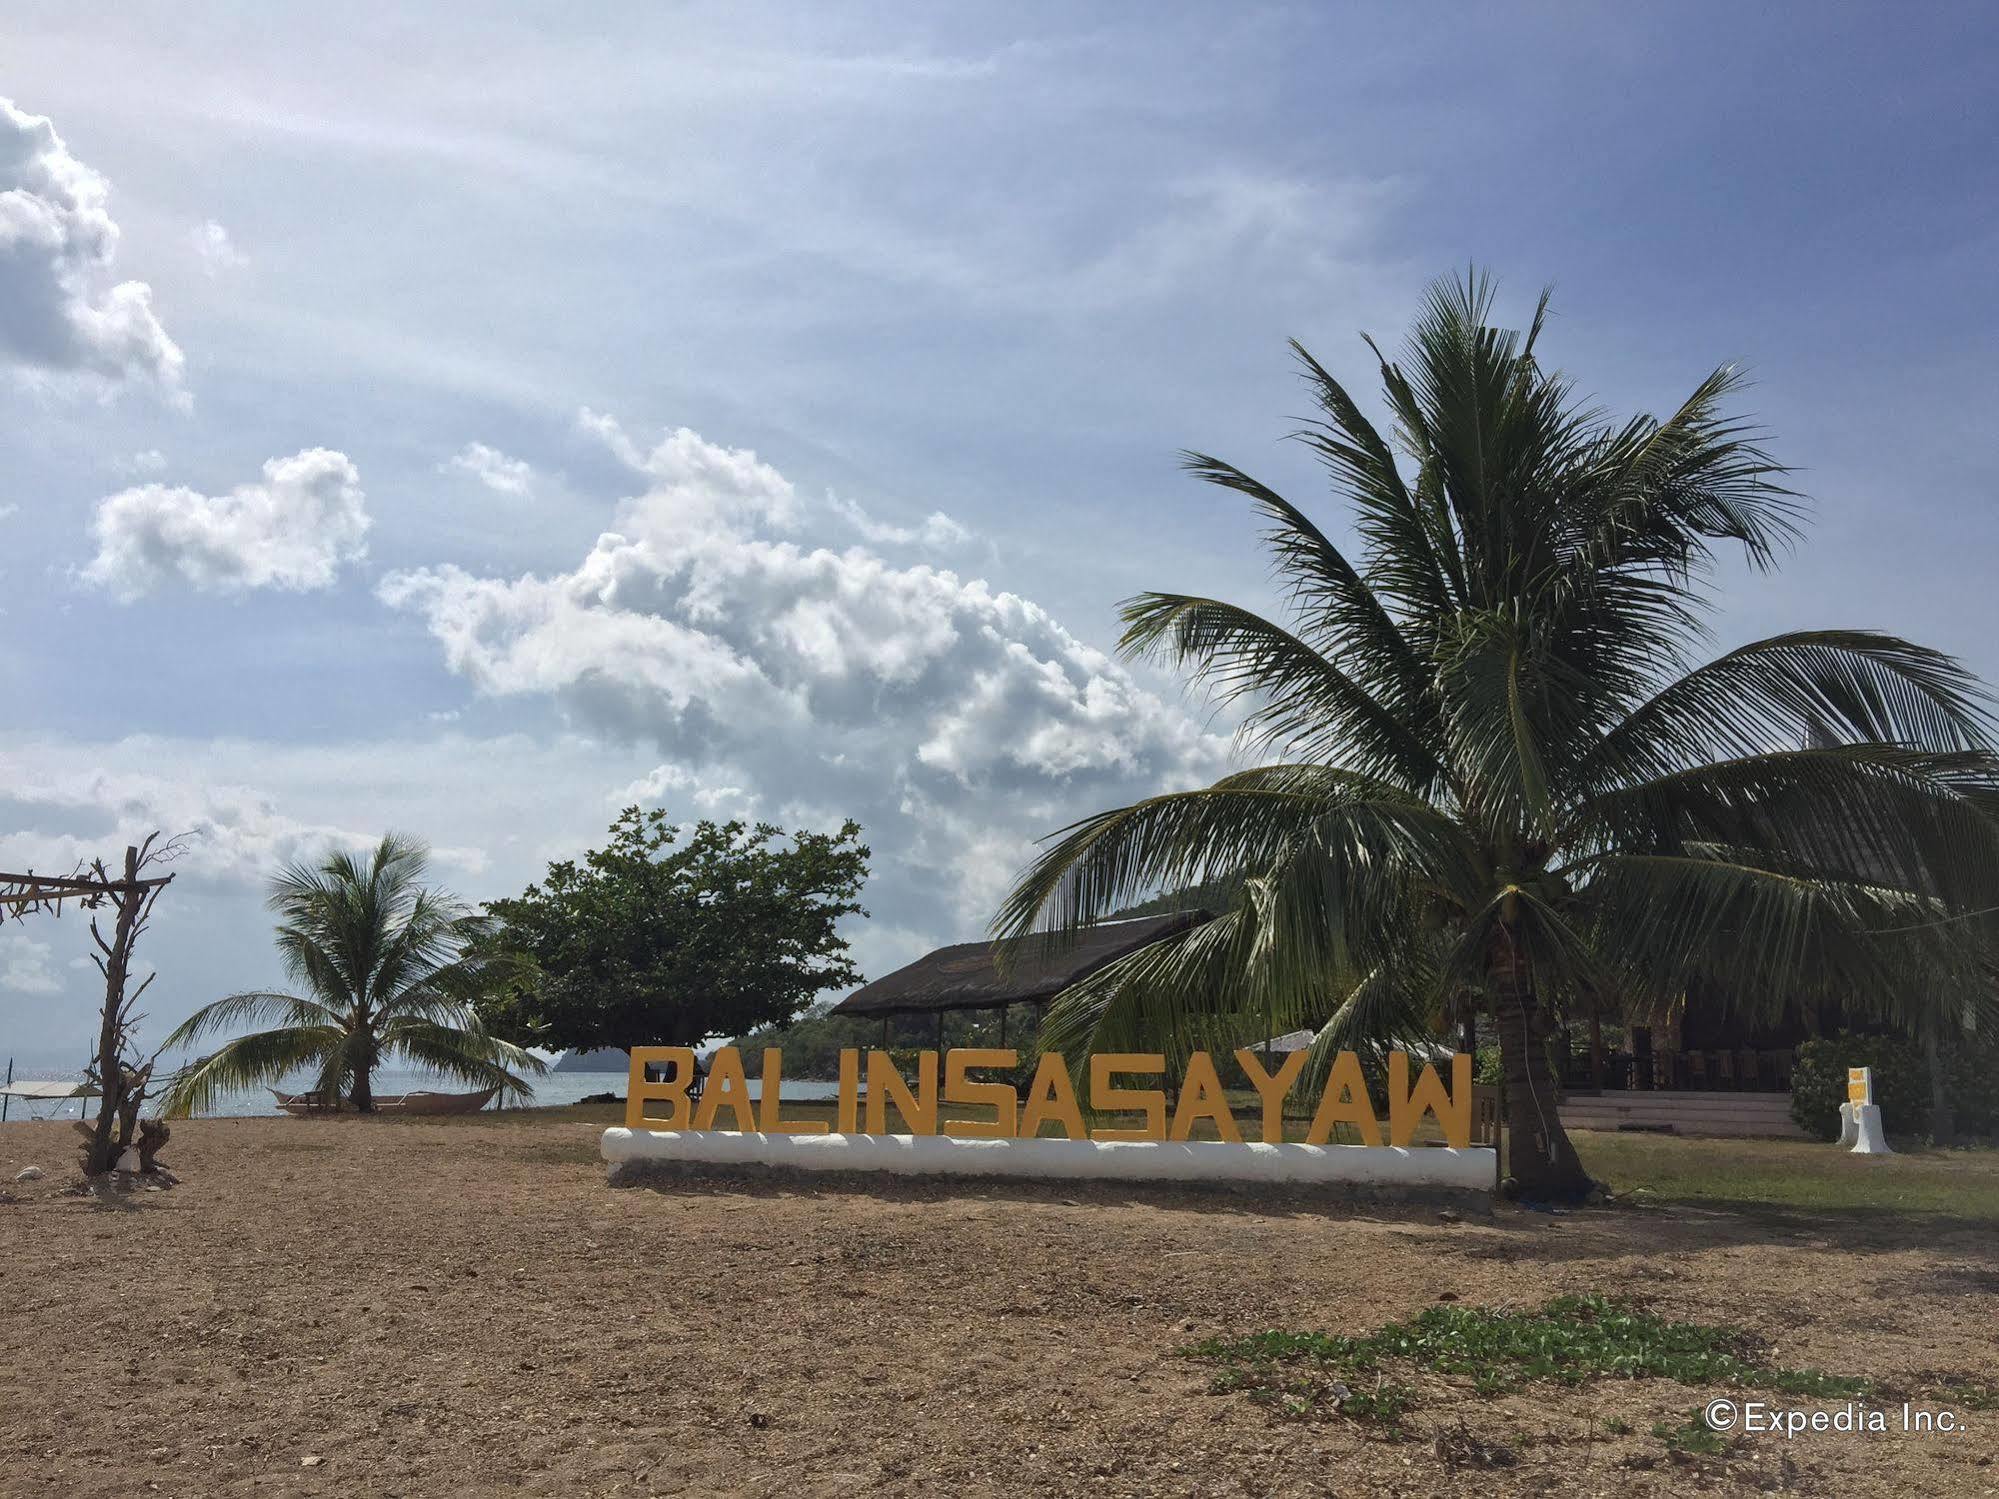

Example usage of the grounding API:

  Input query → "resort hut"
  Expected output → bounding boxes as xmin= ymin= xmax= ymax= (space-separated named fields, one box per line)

xmin=831 ymin=910 xmax=1211 ymax=1050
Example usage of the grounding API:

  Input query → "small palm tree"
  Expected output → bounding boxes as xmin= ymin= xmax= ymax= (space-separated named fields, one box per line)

xmin=996 ymin=271 xmax=1999 ymax=1199
xmin=162 ymin=834 xmax=542 ymax=1116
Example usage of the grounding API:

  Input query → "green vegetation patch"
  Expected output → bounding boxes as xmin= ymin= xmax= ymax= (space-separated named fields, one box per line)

xmin=1652 ymin=1407 xmax=1735 ymax=1456
xmin=1185 ymin=1294 xmax=1869 ymax=1433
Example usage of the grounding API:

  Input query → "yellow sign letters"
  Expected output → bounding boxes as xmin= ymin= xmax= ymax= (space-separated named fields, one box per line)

xmin=625 ymin=1046 xmax=1473 ymax=1149
xmin=1847 ymin=1066 xmax=1872 ymax=1107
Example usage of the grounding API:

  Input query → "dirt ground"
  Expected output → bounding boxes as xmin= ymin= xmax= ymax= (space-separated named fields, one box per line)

xmin=1 ymin=1113 xmax=1993 ymax=1499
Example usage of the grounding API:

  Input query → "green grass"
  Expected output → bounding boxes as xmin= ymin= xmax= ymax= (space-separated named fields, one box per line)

xmin=1185 ymin=1293 xmax=1868 ymax=1434
xmin=1568 ymin=1129 xmax=1999 ymax=1225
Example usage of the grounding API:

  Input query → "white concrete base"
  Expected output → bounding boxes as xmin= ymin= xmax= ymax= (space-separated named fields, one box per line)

xmin=601 ymin=1128 xmax=1496 ymax=1191
xmin=1836 ymin=1101 xmax=1859 ymax=1148
xmin=1848 ymin=1103 xmax=1893 ymax=1155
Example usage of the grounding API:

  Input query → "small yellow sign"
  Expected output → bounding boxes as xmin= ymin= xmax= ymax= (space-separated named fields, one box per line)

xmin=625 ymin=1046 xmax=1475 ymax=1148
xmin=1847 ymin=1067 xmax=1872 ymax=1107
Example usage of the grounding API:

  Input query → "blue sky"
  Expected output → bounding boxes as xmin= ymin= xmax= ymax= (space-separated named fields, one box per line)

xmin=2 ymin=4 xmax=1996 ymax=1068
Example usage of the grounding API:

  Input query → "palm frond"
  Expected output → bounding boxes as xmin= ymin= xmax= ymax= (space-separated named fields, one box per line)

xmin=1571 ymin=744 xmax=1999 ymax=913
xmin=380 ymin=1015 xmax=542 ymax=1105
xmin=1118 ymin=592 xmax=1442 ymax=787
xmin=160 ymin=1023 xmax=344 ymax=1118
xmin=159 ymin=990 xmax=342 ymax=1052
xmin=1590 ymin=631 xmax=1997 ymax=785
xmin=1583 ymin=852 xmax=1998 ymax=1028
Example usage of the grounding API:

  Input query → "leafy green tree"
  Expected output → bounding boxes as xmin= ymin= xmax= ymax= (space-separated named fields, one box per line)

xmin=730 ymin=1003 xmax=890 ymax=1077
xmin=482 ymin=808 xmax=869 ymax=1051
xmin=162 ymin=835 xmax=542 ymax=1115
xmin=996 ymin=271 xmax=1999 ymax=1198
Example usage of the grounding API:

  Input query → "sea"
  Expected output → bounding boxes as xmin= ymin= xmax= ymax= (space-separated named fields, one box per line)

xmin=0 ymin=1068 xmax=844 ymax=1120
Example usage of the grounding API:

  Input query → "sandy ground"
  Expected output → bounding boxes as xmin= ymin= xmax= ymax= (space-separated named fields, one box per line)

xmin=1 ymin=1113 xmax=1994 ymax=1499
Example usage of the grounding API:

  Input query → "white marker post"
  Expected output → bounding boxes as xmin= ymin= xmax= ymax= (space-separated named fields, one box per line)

xmin=1846 ymin=1066 xmax=1892 ymax=1156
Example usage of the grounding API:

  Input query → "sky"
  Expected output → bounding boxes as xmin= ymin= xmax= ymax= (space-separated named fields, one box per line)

xmin=2 ymin=4 xmax=1996 ymax=1069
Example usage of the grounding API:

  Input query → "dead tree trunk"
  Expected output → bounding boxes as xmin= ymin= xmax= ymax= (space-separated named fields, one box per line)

xmin=79 ymin=838 xmax=177 ymax=1176
xmin=0 ymin=841 xmax=176 ymax=1175
xmin=83 ymin=847 xmax=145 ymax=1175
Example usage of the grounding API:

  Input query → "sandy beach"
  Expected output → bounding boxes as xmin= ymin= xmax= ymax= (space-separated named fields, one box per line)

xmin=2 ymin=1110 xmax=1994 ymax=1498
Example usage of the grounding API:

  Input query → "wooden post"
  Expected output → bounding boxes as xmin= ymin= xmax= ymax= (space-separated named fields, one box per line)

xmin=2 ymin=1057 xmax=10 ymax=1123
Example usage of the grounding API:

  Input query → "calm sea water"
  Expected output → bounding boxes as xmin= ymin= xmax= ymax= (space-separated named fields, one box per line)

xmin=1 ymin=1070 xmax=843 ymax=1120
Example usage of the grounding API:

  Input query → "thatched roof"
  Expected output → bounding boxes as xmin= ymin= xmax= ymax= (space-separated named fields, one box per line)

xmin=831 ymin=911 xmax=1211 ymax=1019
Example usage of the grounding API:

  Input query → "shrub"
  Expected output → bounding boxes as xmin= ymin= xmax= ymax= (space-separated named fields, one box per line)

xmin=1938 ymin=1027 xmax=1999 ymax=1139
xmin=1790 ymin=1028 xmax=1999 ymax=1141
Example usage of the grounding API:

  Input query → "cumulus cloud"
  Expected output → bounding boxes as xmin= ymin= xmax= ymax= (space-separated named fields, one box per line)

xmin=191 ymin=218 xmax=245 ymax=274
xmin=383 ymin=417 xmax=1231 ymax=929
xmin=444 ymin=441 xmax=534 ymax=496
xmin=83 ymin=448 xmax=370 ymax=599
xmin=827 ymin=492 xmax=973 ymax=550
xmin=0 ymin=932 xmax=60 ymax=995
xmin=0 ymin=97 xmax=184 ymax=394
xmin=0 ymin=763 xmax=379 ymax=888
xmin=622 ymin=761 xmax=761 ymax=820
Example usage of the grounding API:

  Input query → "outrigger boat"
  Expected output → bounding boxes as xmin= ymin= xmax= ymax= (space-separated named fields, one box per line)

xmin=269 ymin=1087 xmax=498 ymax=1117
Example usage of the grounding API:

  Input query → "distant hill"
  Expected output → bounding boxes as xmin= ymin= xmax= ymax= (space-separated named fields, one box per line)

xmin=551 ymin=1047 xmax=631 ymax=1073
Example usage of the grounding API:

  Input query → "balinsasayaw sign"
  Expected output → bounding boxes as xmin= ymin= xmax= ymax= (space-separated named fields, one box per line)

xmin=623 ymin=1045 xmax=1474 ymax=1148
xmin=602 ymin=1045 xmax=1493 ymax=1192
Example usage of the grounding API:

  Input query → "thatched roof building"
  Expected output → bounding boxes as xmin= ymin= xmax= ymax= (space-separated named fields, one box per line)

xmin=831 ymin=911 xmax=1210 ymax=1022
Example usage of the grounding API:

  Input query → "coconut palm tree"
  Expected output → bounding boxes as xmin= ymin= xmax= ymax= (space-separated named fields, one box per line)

xmin=161 ymin=834 xmax=543 ymax=1116
xmin=995 ymin=271 xmax=1999 ymax=1199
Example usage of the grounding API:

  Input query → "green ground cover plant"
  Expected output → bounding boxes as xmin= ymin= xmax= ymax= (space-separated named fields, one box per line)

xmin=1184 ymin=1293 xmax=1868 ymax=1436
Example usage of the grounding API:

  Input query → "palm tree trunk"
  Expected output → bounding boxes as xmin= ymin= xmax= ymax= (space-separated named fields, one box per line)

xmin=1491 ymin=970 xmax=1589 ymax=1200
xmin=1922 ymin=1024 xmax=1955 ymax=1147
xmin=351 ymin=1062 xmax=375 ymax=1113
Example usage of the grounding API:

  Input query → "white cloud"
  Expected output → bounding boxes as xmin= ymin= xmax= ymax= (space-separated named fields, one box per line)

xmin=578 ymin=408 xmax=802 ymax=534
xmin=443 ymin=441 xmax=534 ymax=496
xmin=0 ymin=763 xmax=379 ymax=888
xmin=0 ymin=932 xmax=61 ymax=995
xmin=191 ymin=218 xmax=245 ymax=273
xmin=827 ymin=492 xmax=973 ymax=550
xmin=113 ymin=448 xmax=167 ymax=476
xmin=83 ymin=447 xmax=370 ymax=599
xmin=383 ymin=417 xmax=1232 ymax=928
xmin=621 ymin=761 xmax=761 ymax=821
xmin=0 ymin=96 xmax=185 ymax=395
